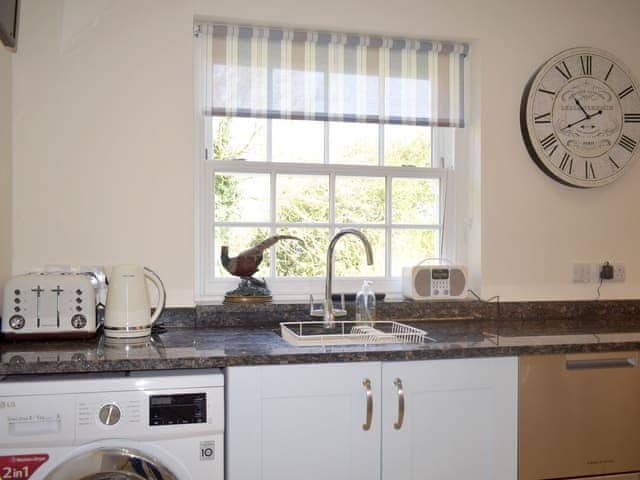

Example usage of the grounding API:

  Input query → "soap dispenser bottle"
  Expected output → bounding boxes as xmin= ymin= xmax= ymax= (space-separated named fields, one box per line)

xmin=355 ymin=281 xmax=376 ymax=326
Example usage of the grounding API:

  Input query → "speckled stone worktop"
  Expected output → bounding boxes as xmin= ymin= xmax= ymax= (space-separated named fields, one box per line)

xmin=3 ymin=299 xmax=640 ymax=375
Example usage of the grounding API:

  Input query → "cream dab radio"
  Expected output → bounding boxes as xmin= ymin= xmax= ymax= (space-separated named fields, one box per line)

xmin=402 ymin=265 xmax=468 ymax=300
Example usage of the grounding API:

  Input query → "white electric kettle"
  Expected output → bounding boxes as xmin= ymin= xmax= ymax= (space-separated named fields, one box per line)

xmin=104 ymin=265 xmax=166 ymax=339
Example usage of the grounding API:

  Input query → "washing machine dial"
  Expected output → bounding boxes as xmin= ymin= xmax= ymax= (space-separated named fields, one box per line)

xmin=99 ymin=403 xmax=121 ymax=426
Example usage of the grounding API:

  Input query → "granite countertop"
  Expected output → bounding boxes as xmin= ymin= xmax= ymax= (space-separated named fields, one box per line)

xmin=3 ymin=305 xmax=640 ymax=375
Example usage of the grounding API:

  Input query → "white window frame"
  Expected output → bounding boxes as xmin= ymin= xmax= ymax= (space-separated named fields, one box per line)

xmin=193 ymin=37 xmax=463 ymax=305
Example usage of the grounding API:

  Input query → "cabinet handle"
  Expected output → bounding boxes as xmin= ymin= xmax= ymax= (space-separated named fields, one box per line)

xmin=566 ymin=357 xmax=636 ymax=370
xmin=362 ymin=378 xmax=373 ymax=431
xmin=393 ymin=378 xmax=405 ymax=430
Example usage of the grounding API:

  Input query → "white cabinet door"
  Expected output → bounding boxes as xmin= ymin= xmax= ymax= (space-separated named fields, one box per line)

xmin=227 ymin=362 xmax=382 ymax=480
xmin=381 ymin=357 xmax=518 ymax=480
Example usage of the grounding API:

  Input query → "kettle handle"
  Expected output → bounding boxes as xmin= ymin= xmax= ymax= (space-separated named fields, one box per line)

xmin=144 ymin=267 xmax=166 ymax=325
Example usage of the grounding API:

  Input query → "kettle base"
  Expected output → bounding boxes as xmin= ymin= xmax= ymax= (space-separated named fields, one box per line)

xmin=103 ymin=325 xmax=152 ymax=339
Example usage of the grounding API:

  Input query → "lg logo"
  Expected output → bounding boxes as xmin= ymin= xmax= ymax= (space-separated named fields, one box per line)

xmin=200 ymin=441 xmax=215 ymax=461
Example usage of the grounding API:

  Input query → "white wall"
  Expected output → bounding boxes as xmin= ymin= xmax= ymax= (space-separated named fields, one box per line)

xmin=13 ymin=0 xmax=195 ymax=304
xmin=0 ymin=46 xmax=12 ymax=304
xmin=11 ymin=0 xmax=640 ymax=305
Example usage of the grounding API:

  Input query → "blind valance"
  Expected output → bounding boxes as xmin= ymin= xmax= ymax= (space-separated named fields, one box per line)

xmin=197 ymin=23 xmax=468 ymax=127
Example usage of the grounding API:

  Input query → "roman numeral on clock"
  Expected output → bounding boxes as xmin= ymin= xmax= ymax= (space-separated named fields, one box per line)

xmin=604 ymin=63 xmax=614 ymax=82
xmin=559 ymin=153 xmax=573 ymax=174
xmin=624 ymin=114 xmax=640 ymax=123
xmin=580 ymin=55 xmax=592 ymax=75
xmin=538 ymin=88 xmax=556 ymax=96
xmin=619 ymin=134 xmax=637 ymax=153
xmin=534 ymin=112 xmax=551 ymax=124
xmin=540 ymin=133 xmax=558 ymax=152
xmin=609 ymin=156 xmax=620 ymax=169
xmin=585 ymin=161 xmax=596 ymax=180
xmin=619 ymin=85 xmax=635 ymax=99
xmin=555 ymin=61 xmax=572 ymax=80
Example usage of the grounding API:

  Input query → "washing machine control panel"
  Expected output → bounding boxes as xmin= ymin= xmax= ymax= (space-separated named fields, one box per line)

xmin=73 ymin=387 xmax=223 ymax=442
xmin=0 ymin=371 xmax=225 ymax=448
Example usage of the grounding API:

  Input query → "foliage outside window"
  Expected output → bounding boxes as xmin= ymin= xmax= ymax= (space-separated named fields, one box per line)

xmin=206 ymin=117 xmax=451 ymax=299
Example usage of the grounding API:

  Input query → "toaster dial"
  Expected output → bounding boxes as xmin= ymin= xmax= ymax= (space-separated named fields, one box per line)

xmin=71 ymin=314 xmax=87 ymax=329
xmin=9 ymin=315 xmax=26 ymax=330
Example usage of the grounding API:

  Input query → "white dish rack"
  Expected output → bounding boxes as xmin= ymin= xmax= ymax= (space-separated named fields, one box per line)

xmin=280 ymin=321 xmax=429 ymax=347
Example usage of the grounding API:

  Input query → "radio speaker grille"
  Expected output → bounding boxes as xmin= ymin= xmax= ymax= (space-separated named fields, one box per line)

xmin=450 ymin=269 xmax=466 ymax=296
xmin=414 ymin=269 xmax=431 ymax=297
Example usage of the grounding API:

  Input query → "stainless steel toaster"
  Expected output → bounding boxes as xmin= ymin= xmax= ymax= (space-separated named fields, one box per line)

xmin=2 ymin=273 xmax=99 ymax=339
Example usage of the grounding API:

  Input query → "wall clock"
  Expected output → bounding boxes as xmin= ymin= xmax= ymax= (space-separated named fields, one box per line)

xmin=521 ymin=47 xmax=640 ymax=188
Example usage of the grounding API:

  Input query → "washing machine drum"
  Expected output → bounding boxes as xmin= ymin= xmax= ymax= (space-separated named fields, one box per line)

xmin=44 ymin=447 xmax=179 ymax=480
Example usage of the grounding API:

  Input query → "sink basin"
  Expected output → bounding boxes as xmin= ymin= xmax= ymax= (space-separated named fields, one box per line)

xmin=280 ymin=321 xmax=430 ymax=347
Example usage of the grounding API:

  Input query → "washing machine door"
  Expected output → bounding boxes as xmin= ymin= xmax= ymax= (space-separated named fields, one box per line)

xmin=43 ymin=447 xmax=179 ymax=480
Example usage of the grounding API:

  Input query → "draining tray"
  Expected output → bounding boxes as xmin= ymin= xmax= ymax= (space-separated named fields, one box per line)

xmin=280 ymin=321 xmax=429 ymax=347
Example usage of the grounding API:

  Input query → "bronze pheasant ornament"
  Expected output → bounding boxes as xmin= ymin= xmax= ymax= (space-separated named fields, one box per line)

xmin=221 ymin=235 xmax=304 ymax=287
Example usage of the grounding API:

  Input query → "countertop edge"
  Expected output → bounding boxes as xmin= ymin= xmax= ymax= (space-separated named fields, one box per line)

xmin=3 ymin=340 xmax=640 ymax=376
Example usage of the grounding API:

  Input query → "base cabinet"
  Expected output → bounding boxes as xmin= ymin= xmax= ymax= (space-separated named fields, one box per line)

xmin=227 ymin=357 xmax=517 ymax=480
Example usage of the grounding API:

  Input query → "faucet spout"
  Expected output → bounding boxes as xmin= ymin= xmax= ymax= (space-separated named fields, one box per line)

xmin=324 ymin=228 xmax=373 ymax=328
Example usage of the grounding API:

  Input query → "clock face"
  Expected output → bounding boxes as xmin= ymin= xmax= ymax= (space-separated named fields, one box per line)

xmin=521 ymin=47 xmax=640 ymax=188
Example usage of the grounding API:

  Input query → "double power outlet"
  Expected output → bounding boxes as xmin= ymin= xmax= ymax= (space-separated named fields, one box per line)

xmin=572 ymin=262 xmax=626 ymax=284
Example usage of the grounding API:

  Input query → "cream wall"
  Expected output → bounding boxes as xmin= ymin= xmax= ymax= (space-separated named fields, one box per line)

xmin=11 ymin=0 xmax=640 ymax=305
xmin=0 ymin=46 xmax=12 ymax=304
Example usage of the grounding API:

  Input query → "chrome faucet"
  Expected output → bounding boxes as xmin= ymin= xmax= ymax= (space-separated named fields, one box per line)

xmin=322 ymin=228 xmax=373 ymax=328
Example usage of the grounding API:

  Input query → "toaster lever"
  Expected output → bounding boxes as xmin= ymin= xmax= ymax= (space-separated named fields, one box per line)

xmin=32 ymin=285 xmax=44 ymax=328
xmin=52 ymin=285 xmax=64 ymax=328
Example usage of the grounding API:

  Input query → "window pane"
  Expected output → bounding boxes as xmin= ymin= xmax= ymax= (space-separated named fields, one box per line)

xmin=275 ymin=227 xmax=328 ymax=277
xmin=333 ymin=228 xmax=385 ymax=277
xmin=384 ymin=124 xmax=431 ymax=167
xmin=211 ymin=117 xmax=266 ymax=162
xmin=214 ymin=173 xmax=270 ymax=222
xmin=214 ymin=227 xmax=271 ymax=278
xmin=276 ymin=174 xmax=329 ymax=223
xmin=335 ymin=176 xmax=385 ymax=224
xmin=391 ymin=229 xmax=438 ymax=276
xmin=272 ymin=119 xmax=324 ymax=163
xmin=392 ymin=178 xmax=439 ymax=224
xmin=329 ymin=122 xmax=378 ymax=165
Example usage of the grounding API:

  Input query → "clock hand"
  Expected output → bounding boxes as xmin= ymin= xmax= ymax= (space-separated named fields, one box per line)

xmin=564 ymin=110 xmax=602 ymax=129
xmin=574 ymin=98 xmax=591 ymax=119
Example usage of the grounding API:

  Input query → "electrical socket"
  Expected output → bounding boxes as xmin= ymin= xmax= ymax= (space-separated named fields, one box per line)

xmin=596 ymin=262 xmax=626 ymax=282
xmin=572 ymin=262 xmax=592 ymax=283
xmin=611 ymin=263 xmax=626 ymax=282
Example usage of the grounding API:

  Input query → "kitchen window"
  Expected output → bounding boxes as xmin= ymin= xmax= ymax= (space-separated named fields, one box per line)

xmin=194 ymin=23 xmax=468 ymax=302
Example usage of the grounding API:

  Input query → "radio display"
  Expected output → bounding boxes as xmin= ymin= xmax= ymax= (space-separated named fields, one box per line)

xmin=431 ymin=268 xmax=449 ymax=280
xmin=149 ymin=393 xmax=206 ymax=426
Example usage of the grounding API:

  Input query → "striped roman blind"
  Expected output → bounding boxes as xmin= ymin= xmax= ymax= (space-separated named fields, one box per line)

xmin=197 ymin=23 xmax=469 ymax=128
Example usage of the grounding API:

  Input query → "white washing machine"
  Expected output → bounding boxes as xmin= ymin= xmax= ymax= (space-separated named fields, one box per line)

xmin=0 ymin=369 xmax=224 ymax=479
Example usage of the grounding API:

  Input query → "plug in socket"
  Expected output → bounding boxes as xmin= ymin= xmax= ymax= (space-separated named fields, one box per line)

xmin=600 ymin=262 xmax=614 ymax=280
xmin=597 ymin=262 xmax=625 ymax=282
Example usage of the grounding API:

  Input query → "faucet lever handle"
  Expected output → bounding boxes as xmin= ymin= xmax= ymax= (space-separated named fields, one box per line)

xmin=309 ymin=294 xmax=324 ymax=317
xmin=309 ymin=293 xmax=347 ymax=318
xmin=332 ymin=293 xmax=347 ymax=318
